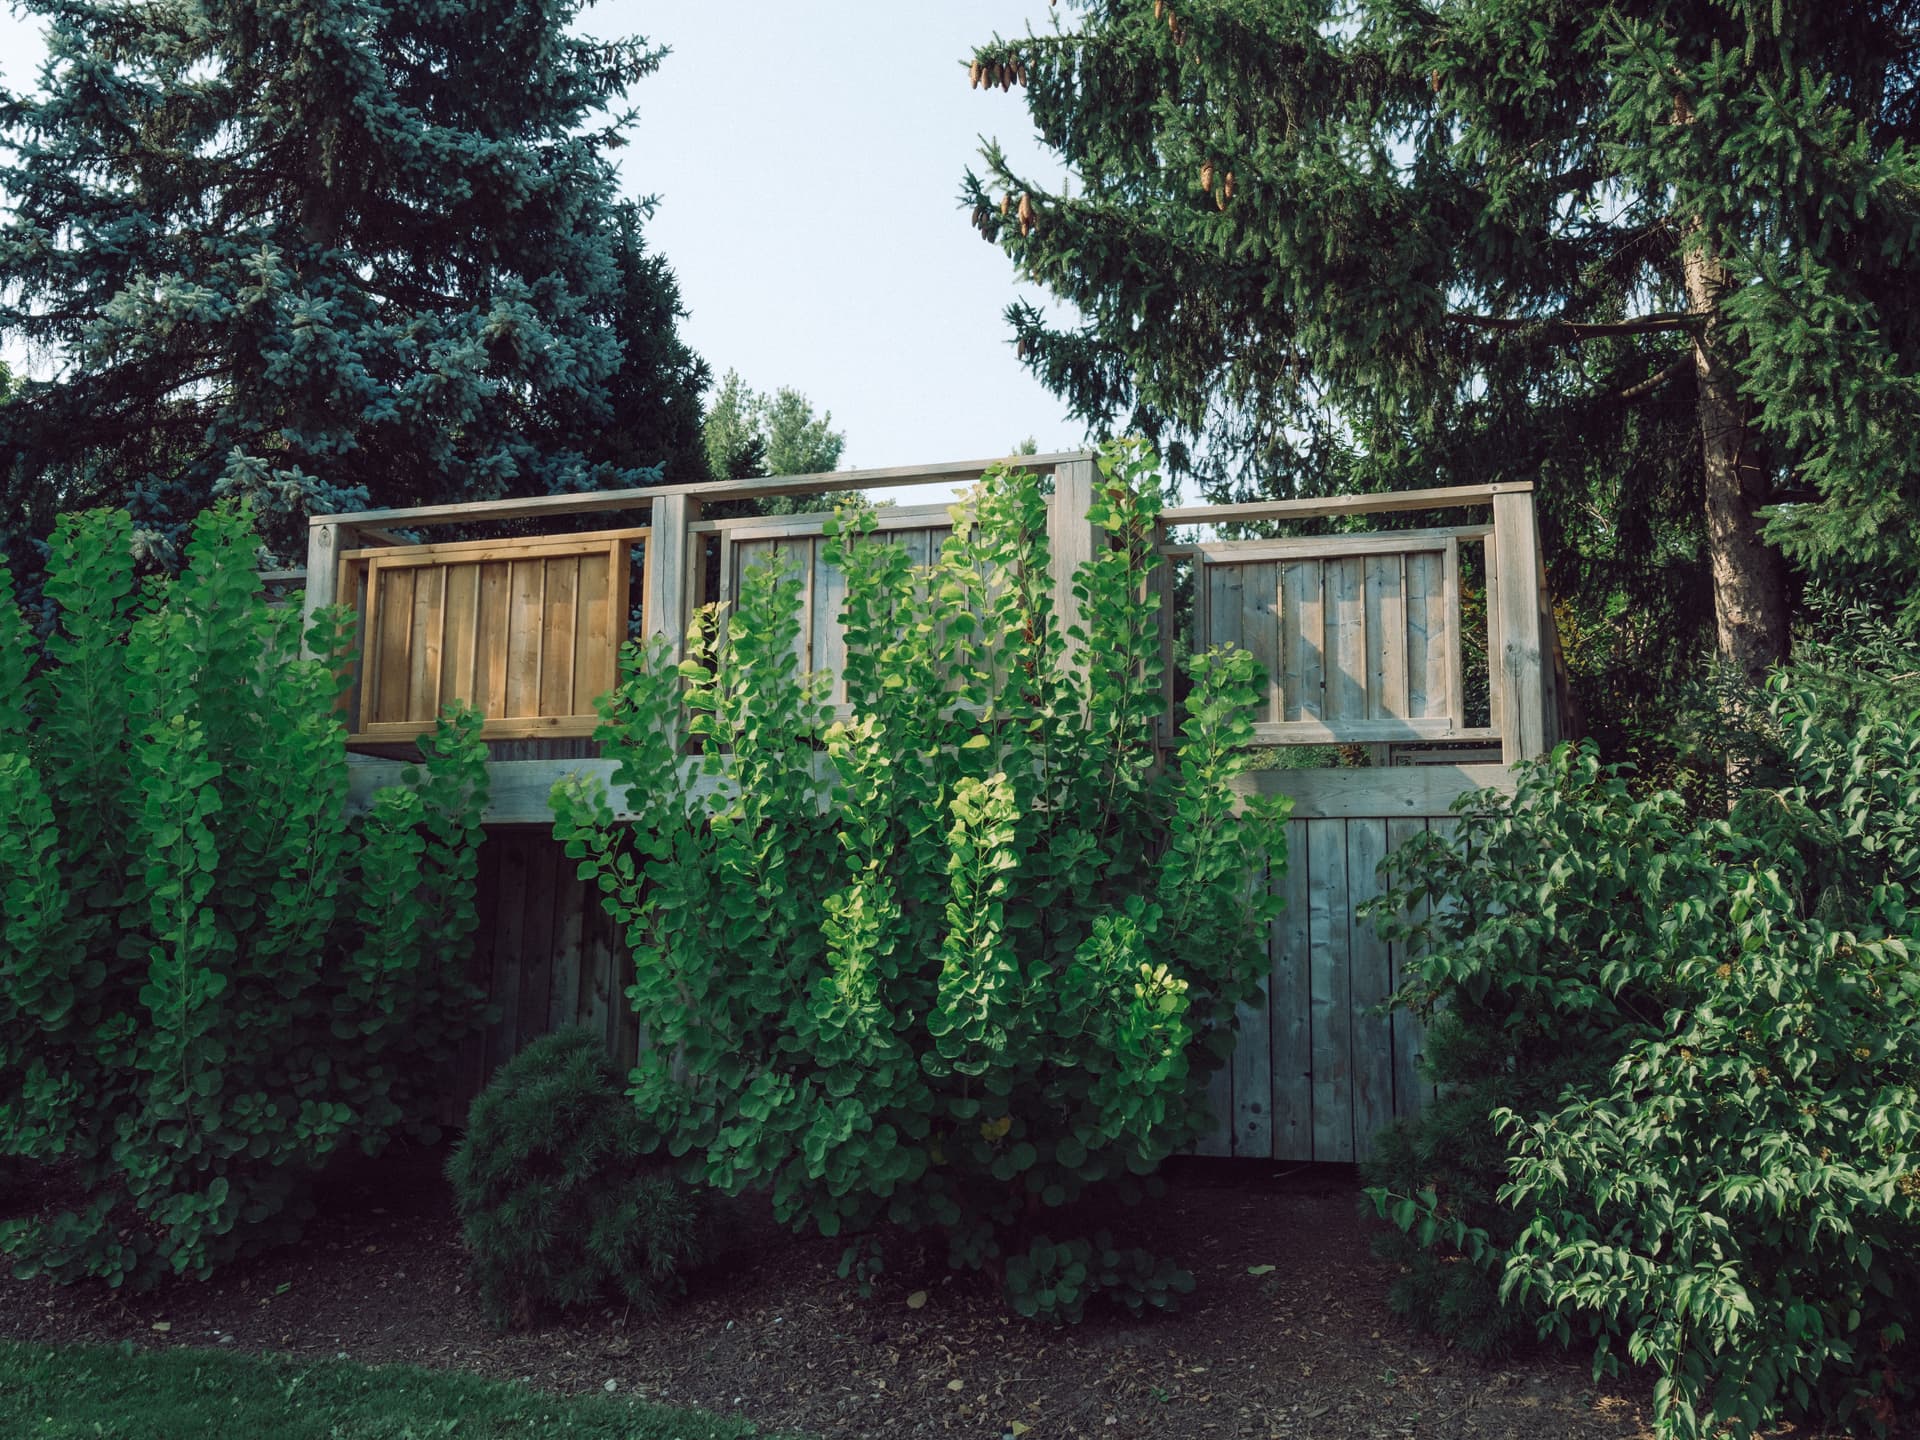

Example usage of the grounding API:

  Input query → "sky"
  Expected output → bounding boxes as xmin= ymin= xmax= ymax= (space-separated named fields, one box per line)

xmin=0 ymin=2 xmax=1083 ymax=506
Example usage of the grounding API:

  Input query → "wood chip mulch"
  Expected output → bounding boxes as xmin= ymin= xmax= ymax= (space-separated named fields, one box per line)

xmin=0 ymin=1152 xmax=1660 ymax=1440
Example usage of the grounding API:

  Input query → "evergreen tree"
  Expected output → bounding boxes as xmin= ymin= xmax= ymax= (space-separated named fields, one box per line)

xmin=0 ymin=0 xmax=710 ymax=568
xmin=701 ymin=369 xmax=845 ymax=515
xmin=964 ymin=2 xmax=1920 ymax=687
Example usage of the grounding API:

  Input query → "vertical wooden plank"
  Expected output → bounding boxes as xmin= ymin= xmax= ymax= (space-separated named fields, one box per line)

xmin=1493 ymin=491 xmax=1546 ymax=762
xmin=1271 ymin=817 xmax=1314 ymax=1161
xmin=1385 ymin=817 xmax=1430 ymax=1121
xmin=579 ymin=877 xmax=616 ymax=1046
xmin=406 ymin=563 xmax=446 ymax=724
xmin=486 ymin=834 xmax=529 ymax=1075
xmin=440 ymin=564 xmax=479 ymax=711
xmin=1207 ymin=559 xmax=1244 ymax=654
xmin=1346 ymin=818 xmax=1394 ymax=1162
xmin=1323 ymin=557 xmax=1367 ymax=724
xmin=1308 ymin=819 xmax=1354 ymax=1162
xmin=646 ymin=495 xmax=700 ymax=660
xmin=1282 ymin=560 xmax=1323 ymax=722
xmin=1444 ymin=538 xmax=1465 ymax=731
xmin=1197 ymin=1053 xmax=1234 ymax=1156
xmin=514 ymin=837 xmax=560 ymax=1055
xmin=1364 ymin=554 xmax=1407 ymax=722
xmin=540 ymin=555 xmax=580 ymax=718
xmin=1241 ymin=562 xmax=1282 ymax=725
xmin=547 ymin=860 xmax=587 ymax=1034
xmin=374 ymin=565 xmax=415 ymax=724
xmin=456 ymin=835 xmax=502 ymax=1117
xmin=573 ymin=548 xmax=612 ymax=716
xmin=1405 ymin=551 xmax=1444 ymax=720
xmin=1048 ymin=457 xmax=1099 ymax=667
xmin=1484 ymin=533 xmax=1504 ymax=741
xmin=505 ymin=560 xmax=545 ymax=719
xmin=300 ymin=522 xmax=342 ymax=660
xmin=812 ymin=538 xmax=848 ymax=707
xmin=477 ymin=562 xmax=511 ymax=722
xmin=1231 ymin=862 xmax=1274 ymax=1158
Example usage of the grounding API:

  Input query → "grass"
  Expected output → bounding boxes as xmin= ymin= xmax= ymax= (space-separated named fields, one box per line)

xmin=0 ymin=1340 xmax=780 ymax=1439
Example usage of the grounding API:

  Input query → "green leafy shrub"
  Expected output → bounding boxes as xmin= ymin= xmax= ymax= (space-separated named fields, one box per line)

xmin=1365 ymin=614 xmax=1920 ymax=1437
xmin=0 ymin=505 xmax=490 ymax=1288
xmin=553 ymin=443 xmax=1288 ymax=1320
xmin=447 ymin=1027 xmax=706 ymax=1328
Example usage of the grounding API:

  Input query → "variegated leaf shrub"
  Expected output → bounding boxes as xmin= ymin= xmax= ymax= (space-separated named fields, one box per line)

xmin=554 ymin=444 xmax=1290 ymax=1320
xmin=0 ymin=505 xmax=489 ymax=1288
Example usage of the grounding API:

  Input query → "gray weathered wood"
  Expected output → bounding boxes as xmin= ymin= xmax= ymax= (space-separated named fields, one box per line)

xmin=645 ymin=493 xmax=699 ymax=659
xmin=1345 ymin=818 xmax=1395 ymax=1161
xmin=1385 ymin=817 xmax=1431 ymax=1121
xmin=1307 ymin=818 xmax=1354 ymax=1161
xmin=1160 ymin=481 xmax=1532 ymax=527
xmin=1492 ymin=490 xmax=1546 ymax=763
xmin=301 ymin=522 xmax=343 ymax=658
xmin=1048 ymin=457 xmax=1099 ymax=664
xmin=1271 ymin=818 xmax=1314 ymax=1161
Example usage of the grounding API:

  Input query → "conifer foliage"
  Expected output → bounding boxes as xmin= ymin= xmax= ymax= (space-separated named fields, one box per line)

xmin=0 ymin=0 xmax=709 ymax=566
xmin=965 ymin=2 xmax=1920 ymax=680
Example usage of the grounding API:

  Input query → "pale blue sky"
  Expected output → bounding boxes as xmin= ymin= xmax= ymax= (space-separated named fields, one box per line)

xmin=0 ymin=2 xmax=1082 ymax=502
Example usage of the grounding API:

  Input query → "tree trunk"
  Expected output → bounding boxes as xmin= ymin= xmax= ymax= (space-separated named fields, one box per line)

xmin=1683 ymin=242 xmax=1789 ymax=682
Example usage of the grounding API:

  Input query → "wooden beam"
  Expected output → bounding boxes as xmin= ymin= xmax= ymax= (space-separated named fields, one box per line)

xmin=1492 ymin=490 xmax=1547 ymax=763
xmin=301 ymin=522 xmax=343 ymax=658
xmin=311 ymin=451 xmax=1094 ymax=529
xmin=1184 ymin=525 xmax=1491 ymax=564
xmin=1228 ymin=763 xmax=1515 ymax=820
xmin=1159 ymin=481 xmax=1533 ymax=527
xmin=1048 ymin=456 xmax=1099 ymax=663
xmin=645 ymin=494 xmax=697 ymax=659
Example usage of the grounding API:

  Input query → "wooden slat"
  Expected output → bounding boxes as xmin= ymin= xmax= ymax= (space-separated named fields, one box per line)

xmin=689 ymin=502 xmax=956 ymax=536
xmin=1385 ymin=817 xmax=1430 ymax=1121
xmin=812 ymin=539 xmax=848 ymax=706
xmin=374 ymin=565 xmax=415 ymax=725
xmin=1231 ymin=856 xmax=1274 ymax=1156
xmin=506 ymin=560 xmax=545 ymax=719
xmin=406 ymin=564 xmax=446 ymax=724
xmin=1307 ymin=818 xmax=1354 ymax=1162
xmin=301 ymin=523 xmax=342 ymax=660
xmin=1493 ymin=490 xmax=1547 ymax=763
xmin=339 ymin=526 xmax=650 ymax=567
xmin=1158 ymin=481 xmax=1532 ymax=527
xmin=580 ymin=882 xmax=617 ymax=1049
xmin=1323 ymin=557 xmax=1367 ymax=723
xmin=514 ymin=838 xmax=560 ymax=1057
xmin=1445 ymin=538 xmax=1465 ymax=729
xmin=440 ymin=564 xmax=480 ymax=714
xmin=1206 ymin=557 xmax=1244 ymax=655
xmin=1485 ymin=529 xmax=1504 ymax=740
xmin=573 ymin=548 xmax=612 ymax=715
xmin=477 ymin=562 xmax=511 ymax=721
xmin=1404 ymin=551 xmax=1444 ymax=719
xmin=486 ymin=834 xmax=530 ymax=1075
xmin=1363 ymin=554 xmax=1408 ymax=722
xmin=548 ymin=862 xmax=587 ymax=1035
xmin=540 ymin=556 xmax=580 ymax=718
xmin=1281 ymin=560 xmax=1323 ymax=722
xmin=1345 ymin=818 xmax=1394 ymax=1161
xmin=1187 ymin=525 xmax=1489 ymax=563
xmin=1048 ymin=459 xmax=1098 ymax=666
xmin=1271 ymin=818 xmax=1313 ymax=1161
xmin=1241 ymin=562 xmax=1282 ymax=724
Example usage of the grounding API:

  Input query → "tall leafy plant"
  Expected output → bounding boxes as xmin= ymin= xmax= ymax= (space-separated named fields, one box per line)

xmin=554 ymin=444 xmax=1289 ymax=1319
xmin=0 ymin=505 xmax=490 ymax=1288
xmin=1365 ymin=614 xmax=1920 ymax=1437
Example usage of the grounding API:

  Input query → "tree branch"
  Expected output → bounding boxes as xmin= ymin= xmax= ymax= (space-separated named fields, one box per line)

xmin=1618 ymin=357 xmax=1690 ymax=402
xmin=1447 ymin=311 xmax=1701 ymax=340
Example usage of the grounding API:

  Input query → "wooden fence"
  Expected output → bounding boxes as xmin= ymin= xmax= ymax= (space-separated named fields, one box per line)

xmin=309 ymin=453 xmax=1560 ymax=1159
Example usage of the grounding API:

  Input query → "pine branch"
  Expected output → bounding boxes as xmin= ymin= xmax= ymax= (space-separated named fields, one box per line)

xmin=1617 ymin=358 xmax=1690 ymax=402
xmin=1446 ymin=311 xmax=1701 ymax=340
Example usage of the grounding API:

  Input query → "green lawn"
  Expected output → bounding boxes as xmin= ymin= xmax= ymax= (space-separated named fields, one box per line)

xmin=0 ymin=1340 xmax=777 ymax=1439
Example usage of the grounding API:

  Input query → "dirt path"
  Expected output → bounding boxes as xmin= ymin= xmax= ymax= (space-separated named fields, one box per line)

xmin=0 ymin=1155 xmax=1654 ymax=1440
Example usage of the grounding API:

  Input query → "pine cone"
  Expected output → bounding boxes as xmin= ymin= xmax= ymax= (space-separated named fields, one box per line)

xmin=1000 ymin=193 xmax=1013 ymax=217
xmin=970 ymin=59 xmax=983 ymax=88
xmin=1153 ymin=0 xmax=1163 ymax=17
xmin=1018 ymin=192 xmax=1034 ymax=234
xmin=1223 ymin=171 xmax=1236 ymax=201
xmin=1200 ymin=159 xmax=1214 ymax=192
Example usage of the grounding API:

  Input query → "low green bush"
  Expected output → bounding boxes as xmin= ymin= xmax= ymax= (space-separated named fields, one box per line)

xmin=447 ymin=1027 xmax=706 ymax=1328
xmin=0 ymin=505 xmax=490 ymax=1288
xmin=1365 ymin=611 xmax=1920 ymax=1438
xmin=553 ymin=443 xmax=1288 ymax=1321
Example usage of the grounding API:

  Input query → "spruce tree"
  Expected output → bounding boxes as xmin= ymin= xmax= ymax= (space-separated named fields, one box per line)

xmin=964 ymin=2 xmax=1920 ymax=683
xmin=0 ymin=0 xmax=709 ymax=567
xmin=702 ymin=369 xmax=846 ymax=515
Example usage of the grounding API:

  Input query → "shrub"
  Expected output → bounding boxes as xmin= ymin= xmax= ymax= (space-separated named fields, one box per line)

xmin=447 ymin=1028 xmax=706 ymax=1328
xmin=553 ymin=443 xmax=1289 ymax=1320
xmin=0 ymin=505 xmax=490 ymax=1288
xmin=1365 ymin=612 xmax=1920 ymax=1438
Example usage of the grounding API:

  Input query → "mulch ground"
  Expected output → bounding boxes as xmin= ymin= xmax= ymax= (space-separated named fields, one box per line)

xmin=0 ymin=1151 xmax=1661 ymax=1440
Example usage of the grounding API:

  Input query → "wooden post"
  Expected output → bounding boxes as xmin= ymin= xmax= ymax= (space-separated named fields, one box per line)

xmin=1047 ymin=456 xmax=1099 ymax=661
xmin=644 ymin=494 xmax=700 ymax=659
xmin=301 ymin=520 xmax=342 ymax=658
xmin=1491 ymin=489 xmax=1546 ymax=764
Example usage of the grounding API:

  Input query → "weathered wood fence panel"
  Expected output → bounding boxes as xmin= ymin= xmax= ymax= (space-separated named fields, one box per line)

xmin=340 ymin=527 xmax=647 ymax=744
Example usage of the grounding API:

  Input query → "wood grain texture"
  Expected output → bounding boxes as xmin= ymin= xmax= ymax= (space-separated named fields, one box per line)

xmin=1345 ymin=818 xmax=1395 ymax=1161
xmin=1271 ymin=818 xmax=1314 ymax=1161
xmin=1307 ymin=818 xmax=1354 ymax=1162
xmin=1385 ymin=816 xmax=1431 ymax=1120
